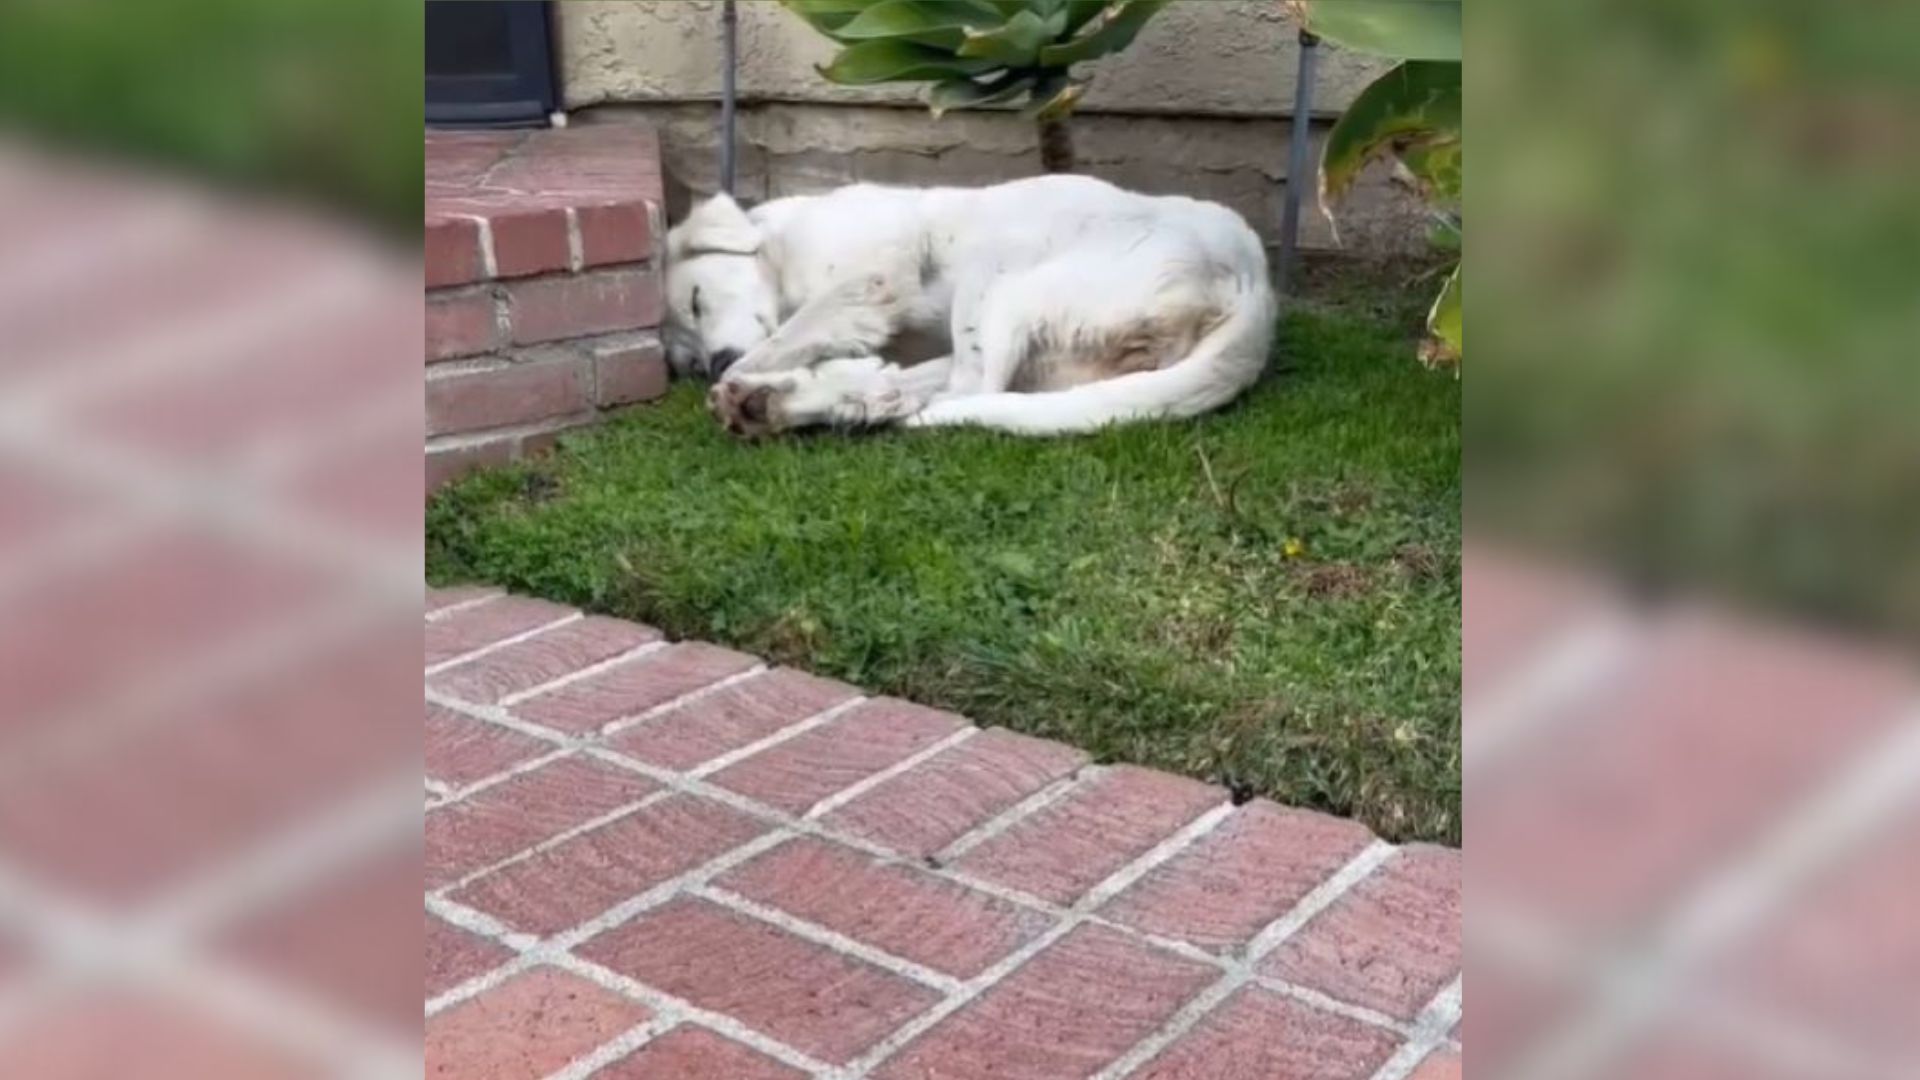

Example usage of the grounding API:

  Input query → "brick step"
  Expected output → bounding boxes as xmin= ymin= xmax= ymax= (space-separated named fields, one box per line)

xmin=426 ymin=126 xmax=668 ymax=494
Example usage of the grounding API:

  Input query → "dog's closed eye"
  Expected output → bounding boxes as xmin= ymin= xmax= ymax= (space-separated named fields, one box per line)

xmin=690 ymin=286 xmax=703 ymax=320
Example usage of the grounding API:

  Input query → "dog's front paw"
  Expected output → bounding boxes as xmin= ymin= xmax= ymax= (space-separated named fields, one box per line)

xmin=707 ymin=378 xmax=787 ymax=439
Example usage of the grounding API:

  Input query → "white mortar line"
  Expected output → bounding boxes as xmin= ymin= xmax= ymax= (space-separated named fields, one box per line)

xmin=428 ymin=879 xmax=839 ymax=1077
xmin=425 ymin=590 xmax=503 ymax=621
xmin=432 ymin=786 xmax=682 ymax=898
xmin=430 ymin=746 xmax=575 ymax=810
xmin=933 ymin=766 xmax=1095 ymax=864
xmin=681 ymin=696 xmax=870 ymax=779
xmin=425 ymin=777 xmax=453 ymax=799
xmin=1245 ymin=976 xmax=1419 ymax=1036
xmin=1503 ymin=700 xmax=1920 ymax=1080
xmin=1366 ymin=976 xmax=1463 ymax=1080
xmin=1091 ymin=839 xmax=1401 ymax=1080
xmin=543 ymin=1018 xmax=678 ymax=1080
xmin=550 ymin=952 xmax=839 ymax=1078
xmin=471 ymin=215 xmax=499 ymax=279
xmin=548 ymin=828 xmax=798 ymax=952
xmin=695 ymin=885 xmax=965 ymax=995
xmin=563 ymin=207 xmax=585 ymax=274
xmin=842 ymin=801 xmax=1240 ymax=1078
xmin=803 ymin=727 xmax=981 ymax=820
xmin=1463 ymin=613 xmax=1636 ymax=774
xmin=1080 ymin=801 xmax=1236 ymax=910
xmin=492 ymin=641 xmax=673 ymax=708
xmin=425 ymin=612 xmax=583 ymax=676
xmin=0 ymin=595 xmax=386 ymax=782
xmin=597 ymin=665 xmax=775 ymax=738
xmin=147 ymin=772 xmax=422 ymax=938
xmin=1244 ymin=841 xmax=1398 ymax=962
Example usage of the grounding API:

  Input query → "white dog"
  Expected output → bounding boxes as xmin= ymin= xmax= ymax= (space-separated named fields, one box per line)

xmin=663 ymin=175 xmax=1275 ymax=437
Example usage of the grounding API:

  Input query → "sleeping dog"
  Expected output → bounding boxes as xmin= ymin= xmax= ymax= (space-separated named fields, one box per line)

xmin=664 ymin=174 xmax=1275 ymax=437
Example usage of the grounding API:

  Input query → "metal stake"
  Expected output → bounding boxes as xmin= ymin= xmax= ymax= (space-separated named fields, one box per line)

xmin=720 ymin=0 xmax=739 ymax=196
xmin=1278 ymin=29 xmax=1319 ymax=295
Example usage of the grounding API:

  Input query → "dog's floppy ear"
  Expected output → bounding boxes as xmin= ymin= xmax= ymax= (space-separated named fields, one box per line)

xmin=669 ymin=192 xmax=761 ymax=260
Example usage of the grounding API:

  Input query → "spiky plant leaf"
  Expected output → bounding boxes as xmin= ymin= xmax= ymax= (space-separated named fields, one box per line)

xmin=1037 ymin=0 xmax=1171 ymax=67
xmin=817 ymin=39 xmax=999 ymax=84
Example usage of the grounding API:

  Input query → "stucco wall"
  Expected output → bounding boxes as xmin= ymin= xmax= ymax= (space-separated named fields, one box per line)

xmin=558 ymin=0 xmax=1390 ymax=118
xmin=555 ymin=1 xmax=1428 ymax=258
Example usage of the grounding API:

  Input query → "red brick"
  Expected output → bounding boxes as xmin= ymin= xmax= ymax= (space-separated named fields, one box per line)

xmin=453 ymin=795 xmax=768 ymax=935
xmin=514 ymin=642 xmax=760 ymax=734
xmin=1128 ymin=986 xmax=1399 ymax=1080
xmin=427 ymin=433 xmax=515 ymax=494
xmin=593 ymin=334 xmax=668 ymax=406
xmin=1260 ymin=844 xmax=1461 ymax=1020
xmin=426 ymin=584 xmax=498 ymax=616
xmin=427 ymin=288 xmax=501 ymax=361
xmin=425 ymin=703 xmax=551 ymax=788
xmin=431 ymin=617 xmax=661 ymax=705
xmin=426 ymin=756 xmax=657 ymax=888
xmin=580 ymin=897 xmax=940 ymax=1066
xmin=709 ymin=698 xmax=969 ymax=815
xmin=505 ymin=266 xmax=662 ymax=345
xmin=824 ymin=728 xmax=1087 ymax=857
xmin=1714 ymin=805 xmax=1920 ymax=1063
xmin=426 ymin=912 xmax=514 ymax=999
xmin=426 ymin=352 xmax=593 ymax=437
xmin=874 ymin=924 xmax=1215 ymax=1079
xmin=596 ymin=1027 xmax=803 ymax=1080
xmin=1101 ymin=801 xmax=1375 ymax=954
xmin=425 ymin=966 xmax=650 ymax=1080
xmin=955 ymin=765 xmax=1226 ymax=905
xmin=577 ymin=200 xmax=655 ymax=267
xmin=1409 ymin=1048 xmax=1463 ymax=1080
xmin=717 ymin=836 xmax=1051 ymax=978
xmin=1462 ymin=547 xmax=1610 ymax=703
xmin=0 ymin=993 xmax=316 ymax=1079
xmin=216 ymin=840 xmax=420 ymax=1032
xmin=609 ymin=668 xmax=859 ymax=772
xmin=490 ymin=207 xmax=570 ymax=278
xmin=1473 ymin=612 xmax=1914 ymax=935
xmin=426 ymin=216 xmax=482 ymax=288
xmin=425 ymin=596 xmax=574 ymax=667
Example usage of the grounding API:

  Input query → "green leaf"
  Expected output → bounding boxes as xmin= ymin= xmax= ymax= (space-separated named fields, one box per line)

xmin=1424 ymin=261 xmax=1461 ymax=365
xmin=1061 ymin=0 xmax=1111 ymax=35
xmin=832 ymin=0 xmax=997 ymax=49
xmin=926 ymin=72 xmax=1034 ymax=116
xmin=958 ymin=9 xmax=1061 ymax=65
xmin=1037 ymin=0 xmax=1170 ymax=67
xmin=1319 ymin=60 xmax=1460 ymax=202
xmin=1297 ymin=0 xmax=1460 ymax=62
xmin=779 ymin=0 xmax=882 ymax=38
xmin=818 ymin=39 xmax=1000 ymax=84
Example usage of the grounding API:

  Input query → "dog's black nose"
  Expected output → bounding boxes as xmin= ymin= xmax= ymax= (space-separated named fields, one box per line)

xmin=708 ymin=348 xmax=742 ymax=379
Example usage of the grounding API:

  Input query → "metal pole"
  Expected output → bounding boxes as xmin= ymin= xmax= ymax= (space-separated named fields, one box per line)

xmin=720 ymin=0 xmax=739 ymax=196
xmin=1278 ymin=29 xmax=1319 ymax=295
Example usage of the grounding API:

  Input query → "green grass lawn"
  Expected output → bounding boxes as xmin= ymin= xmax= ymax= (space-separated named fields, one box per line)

xmin=428 ymin=301 xmax=1461 ymax=842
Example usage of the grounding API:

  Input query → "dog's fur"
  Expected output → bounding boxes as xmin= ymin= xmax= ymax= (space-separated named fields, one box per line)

xmin=664 ymin=175 xmax=1275 ymax=436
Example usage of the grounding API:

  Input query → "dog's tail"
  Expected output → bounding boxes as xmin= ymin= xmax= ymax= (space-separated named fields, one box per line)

xmin=905 ymin=275 xmax=1276 ymax=436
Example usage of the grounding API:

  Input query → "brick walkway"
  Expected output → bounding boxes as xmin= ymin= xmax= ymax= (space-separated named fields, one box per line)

xmin=425 ymin=589 xmax=1462 ymax=1080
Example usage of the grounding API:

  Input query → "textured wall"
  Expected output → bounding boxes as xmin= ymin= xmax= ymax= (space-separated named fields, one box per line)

xmin=557 ymin=0 xmax=1391 ymax=118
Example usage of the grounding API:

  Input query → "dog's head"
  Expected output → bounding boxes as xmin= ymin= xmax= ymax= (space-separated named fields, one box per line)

xmin=664 ymin=193 xmax=779 ymax=380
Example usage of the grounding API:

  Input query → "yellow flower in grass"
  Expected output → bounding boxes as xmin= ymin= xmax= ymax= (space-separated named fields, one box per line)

xmin=1283 ymin=537 xmax=1306 ymax=560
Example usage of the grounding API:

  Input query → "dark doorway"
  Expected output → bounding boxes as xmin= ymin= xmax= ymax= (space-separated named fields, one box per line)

xmin=425 ymin=1 xmax=557 ymax=128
